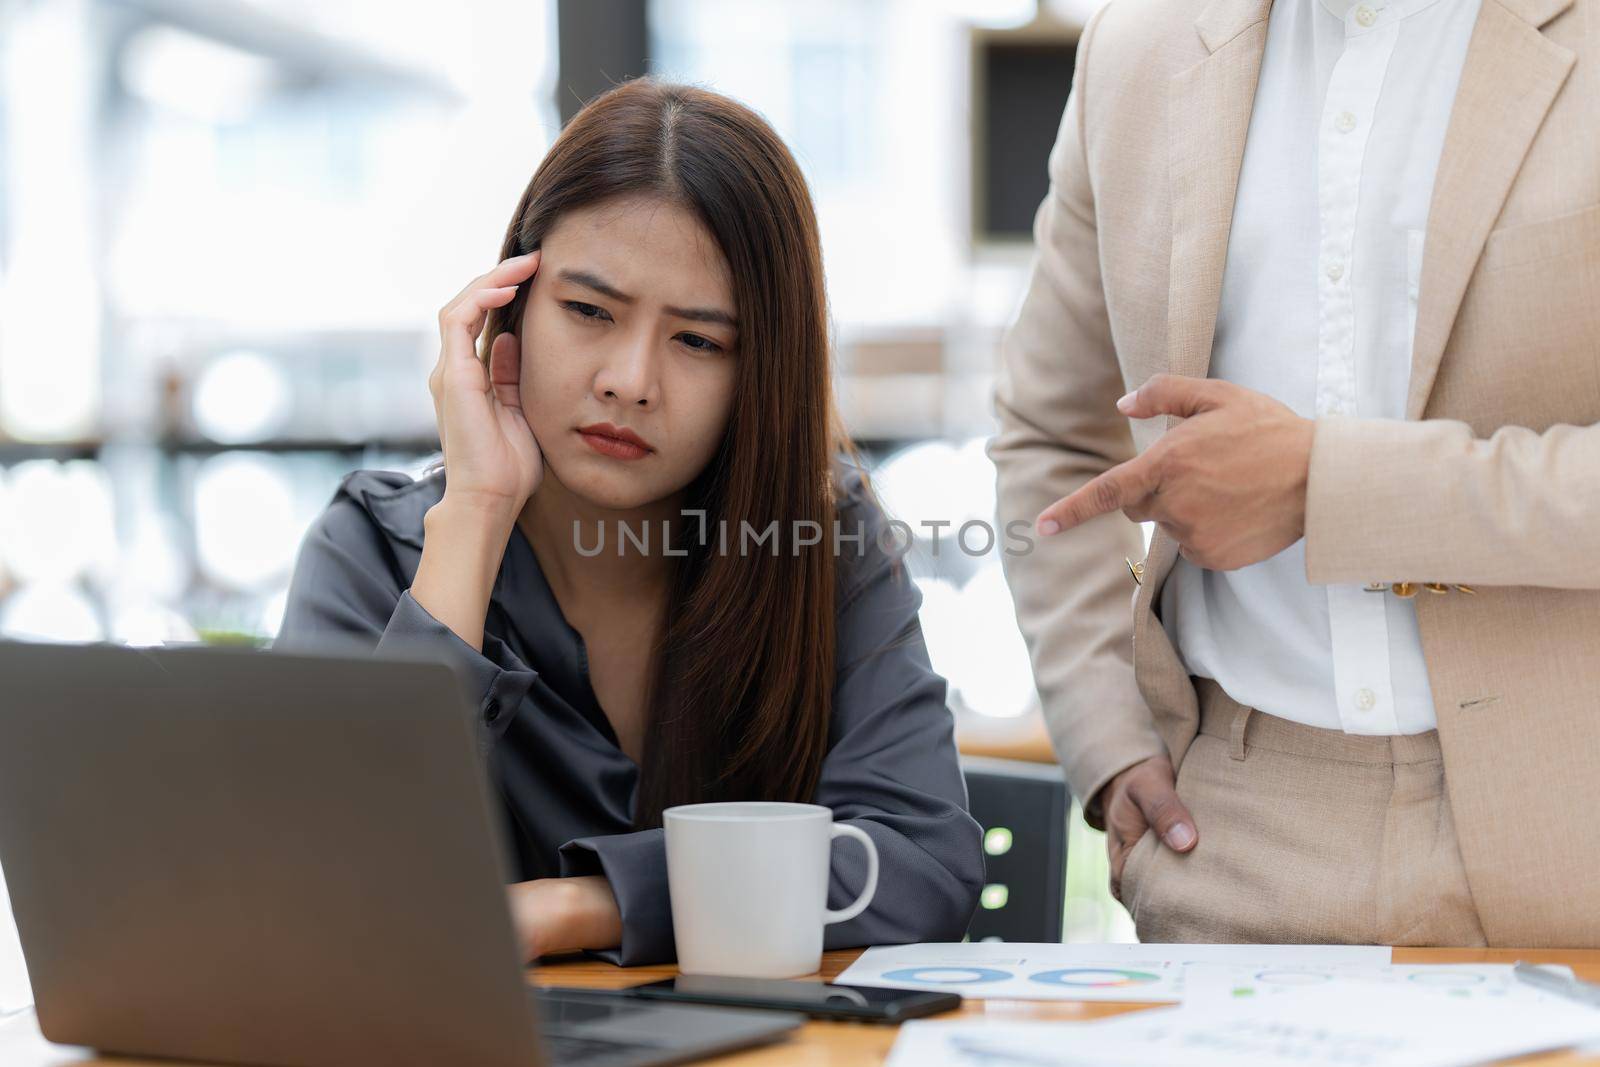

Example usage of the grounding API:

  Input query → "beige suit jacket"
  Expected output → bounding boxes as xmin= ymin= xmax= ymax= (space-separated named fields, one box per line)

xmin=991 ymin=0 xmax=1600 ymax=946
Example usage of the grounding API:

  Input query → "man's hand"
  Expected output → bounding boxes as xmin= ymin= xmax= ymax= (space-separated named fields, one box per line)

xmin=1035 ymin=375 xmax=1315 ymax=571
xmin=1103 ymin=755 xmax=1197 ymax=903
xmin=507 ymin=875 xmax=623 ymax=961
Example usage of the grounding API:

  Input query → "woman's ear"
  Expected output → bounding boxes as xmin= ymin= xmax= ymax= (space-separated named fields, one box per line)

xmin=489 ymin=331 xmax=524 ymax=411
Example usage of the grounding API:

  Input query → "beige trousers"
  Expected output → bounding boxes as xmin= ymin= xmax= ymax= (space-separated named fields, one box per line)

xmin=1119 ymin=677 xmax=1488 ymax=946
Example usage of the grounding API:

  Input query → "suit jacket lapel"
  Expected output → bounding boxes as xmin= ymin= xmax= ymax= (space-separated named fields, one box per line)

xmin=1166 ymin=0 xmax=1273 ymax=386
xmin=1406 ymin=0 xmax=1575 ymax=419
xmin=1147 ymin=0 xmax=1272 ymax=590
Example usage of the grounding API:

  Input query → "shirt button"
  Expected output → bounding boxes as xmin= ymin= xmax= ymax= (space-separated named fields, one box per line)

xmin=1326 ymin=261 xmax=1345 ymax=282
xmin=1355 ymin=688 xmax=1377 ymax=712
xmin=1334 ymin=111 xmax=1357 ymax=133
xmin=1355 ymin=4 xmax=1377 ymax=25
xmin=485 ymin=699 xmax=502 ymax=723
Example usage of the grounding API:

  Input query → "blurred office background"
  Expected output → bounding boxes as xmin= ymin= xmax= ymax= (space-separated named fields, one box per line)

xmin=0 ymin=0 xmax=1148 ymax=974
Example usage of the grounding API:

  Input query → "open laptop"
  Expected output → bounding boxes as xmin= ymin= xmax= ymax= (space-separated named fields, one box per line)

xmin=0 ymin=639 xmax=801 ymax=1067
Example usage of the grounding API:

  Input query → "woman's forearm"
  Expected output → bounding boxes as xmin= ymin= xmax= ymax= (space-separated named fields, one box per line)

xmin=508 ymin=876 xmax=623 ymax=960
xmin=411 ymin=497 xmax=516 ymax=652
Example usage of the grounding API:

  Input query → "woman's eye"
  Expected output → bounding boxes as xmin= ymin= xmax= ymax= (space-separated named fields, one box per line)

xmin=677 ymin=333 xmax=722 ymax=353
xmin=561 ymin=300 xmax=611 ymax=323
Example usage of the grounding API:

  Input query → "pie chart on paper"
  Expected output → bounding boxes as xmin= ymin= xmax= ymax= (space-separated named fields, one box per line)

xmin=881 ymin=967 xmax=1013 ymax=986
xmin=1027 ymin=968 xmax=1164 ymax=989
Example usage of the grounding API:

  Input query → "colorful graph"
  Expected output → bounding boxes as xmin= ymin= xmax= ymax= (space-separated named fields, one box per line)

xmin=841 ymin=944 xmax=1391 ymax=1004
xmin=882 ymin=966 xmax=1013 ymax=985
xmin=1028 ymin=968 xmax=1163 ymax=988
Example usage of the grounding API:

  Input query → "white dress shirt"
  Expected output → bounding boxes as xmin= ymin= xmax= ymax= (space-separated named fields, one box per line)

xmin=1158 ymin=0 xmax=1483 ymax=734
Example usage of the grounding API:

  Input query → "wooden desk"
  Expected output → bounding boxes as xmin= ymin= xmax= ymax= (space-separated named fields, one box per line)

xmin=954 ymin=710 xmax=1056 ymax=765
xmin=5 ymin=947 xmax=1600 ymax=1066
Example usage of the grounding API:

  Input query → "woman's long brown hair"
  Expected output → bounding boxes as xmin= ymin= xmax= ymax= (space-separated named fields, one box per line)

xmin=477 ymin=78 xmax=857 ymax=829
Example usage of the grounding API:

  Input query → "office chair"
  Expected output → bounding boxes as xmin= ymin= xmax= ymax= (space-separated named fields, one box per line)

xmin=960 ymin=756 xmax=1069 ymax=943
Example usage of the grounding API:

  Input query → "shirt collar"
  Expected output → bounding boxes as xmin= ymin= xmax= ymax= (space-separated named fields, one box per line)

xmin=348 ymin=466 xmax=528 ymax=620
xmin=1315 ymin=0 xmax=1452 ymax=26
xmin=349 ymin=466 xmax=441 ymax=552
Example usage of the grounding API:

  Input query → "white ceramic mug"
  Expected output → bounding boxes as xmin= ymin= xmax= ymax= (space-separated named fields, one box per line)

xmin=663 ymin=801 xmax=879 ymax=978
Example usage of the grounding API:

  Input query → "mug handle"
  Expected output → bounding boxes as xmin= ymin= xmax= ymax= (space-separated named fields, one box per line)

xmin=823 ymin=824 xmax=879 ymax=925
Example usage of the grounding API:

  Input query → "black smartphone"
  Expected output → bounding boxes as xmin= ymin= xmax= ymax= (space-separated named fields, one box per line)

xmin=624 ymin=974 xmax=963 ymax=1023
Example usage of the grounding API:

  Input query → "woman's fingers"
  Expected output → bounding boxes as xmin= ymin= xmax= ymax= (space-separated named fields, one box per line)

xmin=439 ymin=284 xmax=520 ymax=337
xmin=486 ymin=249 xmax=540 ymax=288
xmin=426 ymin=253 xmax=544 ymax=509
xmin=488 ymin=331 xmax=522 ymax=412
xmin=440 ymin=250 xmax=540 ymax=316
xmin=434 ymin=248 xmax=539 ymax=366
xmin=438 ymin=285 xmax=520 ymax=372
xmin=432 ymin=251 xmax=539 ymax=377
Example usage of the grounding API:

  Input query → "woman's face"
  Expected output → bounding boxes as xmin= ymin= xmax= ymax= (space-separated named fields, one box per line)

xmin=517 ymin=194 xmax=739 ymax=512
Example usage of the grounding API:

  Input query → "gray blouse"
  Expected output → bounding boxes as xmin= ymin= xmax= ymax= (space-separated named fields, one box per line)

xmin=273 ymin=462 xmax=984 ymax=965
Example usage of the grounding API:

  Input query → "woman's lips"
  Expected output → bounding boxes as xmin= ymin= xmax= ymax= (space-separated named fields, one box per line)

xmin=577 ymin=427 xmax=652 ymax=460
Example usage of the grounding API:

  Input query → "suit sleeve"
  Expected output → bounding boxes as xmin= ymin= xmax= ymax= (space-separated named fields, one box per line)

xmin=1306 ymin=416 xmax=1600 ymax=588
xmin=987 ymin=5 xmax=1166 ymax=828
xmin=274 ymin=485 xmax=539 ymax=747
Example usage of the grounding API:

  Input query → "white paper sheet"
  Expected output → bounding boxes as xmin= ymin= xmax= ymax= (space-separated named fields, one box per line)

xmin=838 ymin=942 xmax=1392 ymax=1002
xmin=1180 ymin=962 xmax=1579 ymax=1007
xmin=886 ymin=982 xmax=1600 ymax=1067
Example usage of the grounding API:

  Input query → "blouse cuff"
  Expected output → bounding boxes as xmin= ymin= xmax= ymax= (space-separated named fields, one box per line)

xmin=374 ymin=589 xmax=538 ymax=745
xmin=558 ymin=829 xmax=674 ymax=966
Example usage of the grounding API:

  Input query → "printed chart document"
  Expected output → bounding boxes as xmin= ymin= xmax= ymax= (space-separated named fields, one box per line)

xmin=1181 ymin=961 xmax=1577 ymax=1006
xmin=837 ymin=942 xmax=1391 ymax=1003
xmin=886 ymin=981 xmax=1600 ymax=1067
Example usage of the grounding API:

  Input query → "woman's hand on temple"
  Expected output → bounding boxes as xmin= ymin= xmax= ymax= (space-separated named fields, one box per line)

xmin=507 ymin=876 xmax=624 ymax=962
xmin=429 ymin=252 xmax=545 ymax=524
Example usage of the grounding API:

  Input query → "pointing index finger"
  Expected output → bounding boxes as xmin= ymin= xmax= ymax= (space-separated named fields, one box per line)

xmin=1036 ymin=453 xmax=1161 ymax=535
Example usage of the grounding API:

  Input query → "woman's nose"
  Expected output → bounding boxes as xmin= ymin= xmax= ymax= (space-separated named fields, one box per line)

xmin=594 ymin=333 xmax=660 ymax=408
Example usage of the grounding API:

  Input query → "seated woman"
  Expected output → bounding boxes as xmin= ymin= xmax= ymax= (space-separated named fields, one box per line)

xmin=275 ymin=77 xmax=983 ymax=966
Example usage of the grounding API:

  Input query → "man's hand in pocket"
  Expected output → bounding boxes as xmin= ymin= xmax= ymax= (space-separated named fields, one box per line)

xmin=1104 ymin=754 xmax=1197 ymax=902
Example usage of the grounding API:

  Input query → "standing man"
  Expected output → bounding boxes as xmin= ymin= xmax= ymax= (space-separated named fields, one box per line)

xmin=992 ymin=0 xmax=1598 ymax=946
